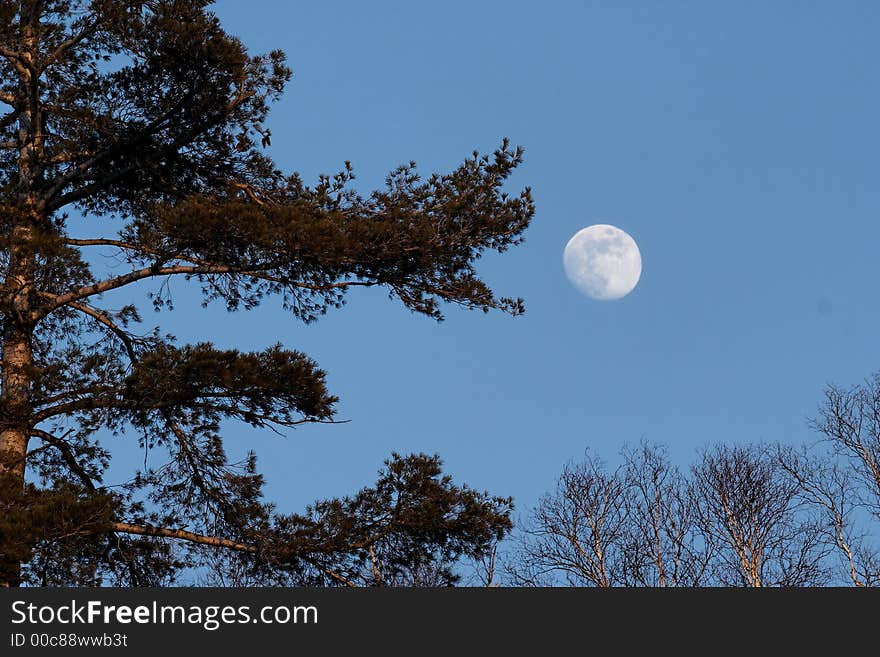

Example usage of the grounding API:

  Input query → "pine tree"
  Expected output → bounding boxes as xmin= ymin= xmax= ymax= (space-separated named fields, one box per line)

xmin=0 ymin=1 xmax=531 ymax=586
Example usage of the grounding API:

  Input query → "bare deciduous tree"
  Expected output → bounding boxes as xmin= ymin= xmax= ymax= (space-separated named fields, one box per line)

xmin=469 ymin=540 xmax=501 ymax=587
xmin=772 ymin=373 xmax=880 ymax=587
xmin=508 ymin=444 xmax=709 ymax=587
xmin=509 ymin=442 xmax=833 ymax=587
xmin=691 ymin=443 xmax=828 ymax=587
xmin=812 ymin=375 xmax=880 ymax=519
xmin=507 ymin=452 xmax=628 ymax=587
xmin=776 ymin=445 xmax=879 ymax=587
xmin=620 ymin=442 xmax=710 ymax=587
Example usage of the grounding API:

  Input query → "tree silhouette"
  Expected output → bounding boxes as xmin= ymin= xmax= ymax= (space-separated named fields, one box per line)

xmin=0 ymin=1 xmax=531 ymax=586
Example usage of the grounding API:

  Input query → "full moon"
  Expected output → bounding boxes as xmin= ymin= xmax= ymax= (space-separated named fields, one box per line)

xmin=563 ymin=224 xmax=642 ymax=300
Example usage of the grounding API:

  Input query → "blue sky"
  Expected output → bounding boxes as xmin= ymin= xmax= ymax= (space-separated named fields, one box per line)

xmin=105 ymin=1 xmax=880 ymax=516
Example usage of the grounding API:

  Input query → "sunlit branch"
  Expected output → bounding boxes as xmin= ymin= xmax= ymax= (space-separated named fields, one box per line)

xmin=109 ymin=522 xmax=256 ymax=553
xmin=108 ymin=522 xmax=360 ymax=586
xmin=0 ymin=45 xmax=29 ymax=76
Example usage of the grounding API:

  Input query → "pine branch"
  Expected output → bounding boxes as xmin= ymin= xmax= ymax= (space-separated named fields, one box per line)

xmin=32 ymin=396 xmax=124 ymax=424
xmin=39 ymin=17 xmax=101 ymax=73
xmin=312 ymin=563 xmax=358 ymax=588
xmin=0 ymin=45 xmax=29 ymax=76
xmin=0 ymin=0 xmax=525 ymax=586
xmin=36 ymin=263 xmax=211 ymax=317
xmin=163 ymin=417 xmax=237 ymax=514
xmin=109 ymin=522 xmax=360 ymax=586
xmin=28 ymin=428 xmax=96 ymax=491
xmin=37 ymin=261 xmax=372 ymax=320
xmin=39 ymin=292 xmax=139 ymax=361
xmin=109 ymin=522 xmax=256 ymax=553
xmin=42 ymin=92 xmax=242 ymax=210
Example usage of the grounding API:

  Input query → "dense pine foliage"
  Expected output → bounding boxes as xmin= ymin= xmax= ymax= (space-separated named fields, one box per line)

xmin=0 ymin=1 xmax=530 ymax=586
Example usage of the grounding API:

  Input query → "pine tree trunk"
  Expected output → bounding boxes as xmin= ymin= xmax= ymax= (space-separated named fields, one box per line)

xmin=0 ymin=224 xmax=36 ymax=588
xmin=0 ymin=341 xmax=32 ymax=588
xmin=1 ymin=13 xmax=40 ymax=584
